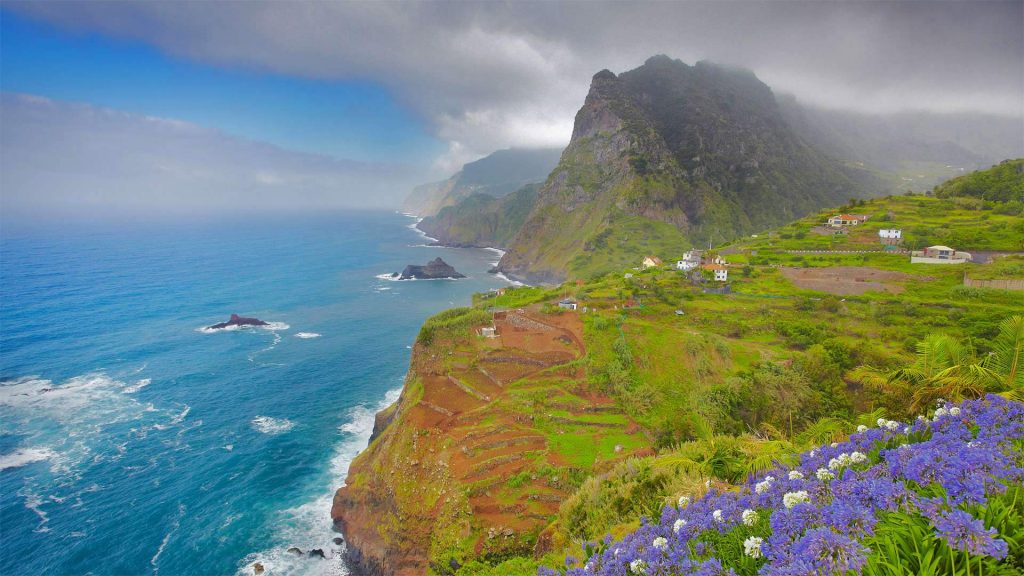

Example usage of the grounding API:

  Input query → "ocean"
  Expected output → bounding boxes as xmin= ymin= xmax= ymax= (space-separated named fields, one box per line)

xmin=0 ymin=211 xmax=514 ymax=576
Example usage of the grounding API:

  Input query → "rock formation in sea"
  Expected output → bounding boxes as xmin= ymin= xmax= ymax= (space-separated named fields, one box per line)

xmin=396 ymin=257 xmax=465 ymax=280
xmin=206 ymin=314 xmax=269 ymax=330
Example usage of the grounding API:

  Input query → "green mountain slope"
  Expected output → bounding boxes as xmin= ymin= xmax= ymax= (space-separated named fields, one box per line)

xmin=401 ymin=148 xmax=561 ymax=217
xmin=416 ymin=184 xmax=540 ymax=248
xmin=497 ymin=56 xmax=875 ymax=284
xmin=933 ymin=158 xmax=1024 ymax=203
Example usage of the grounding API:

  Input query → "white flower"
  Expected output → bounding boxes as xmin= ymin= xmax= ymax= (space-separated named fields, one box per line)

xmin=755 ymin=476 xmax=775 ymax=494
xmin=828 ymin=457 xmax=842 ymax=470
xmin=673 ymin=518 xmax=687 ymax=533
xmin=712 ymin=509 xmax=724 ymax=523
xmin=950 ymin=407 xmax=961 ymax=417
xmin=783 ymin=490 xmax=810 ymax=509
xmin=830 ymin=442 xmax=839 ymax=448
xmin=788 ymin=470 xmax=805 ymax=480
xmin=677 ymin=495 xmax=690 ymax=508
xmin=742 ymin=509 xmax=759 ymax=526
xmin=705 ymin=479 xmax=712 ymax=488
xmin=850 ymin=451 xmax=868 ymax=464
xmin=743 ymin=536 xmax=764 ymax=559
xmin=816 ymin=468 xmax=835 ymax=481
xmin=877 ymin=417 xmax=887 ymax=427
xmin=903 ymin=426 xmax=911 ymax=434
xmin=809 ymin=449 xmax=816 ymax=457
xmin=653 ymin=536 xmax=668 ymax=550
xmin=885 ymin=420 xmax=900 ymax=431
xmin=630 ymin=559 xmax=647 ymax=574
xmin=614 ymin=548 xmax=620 ymax=557
xmin=935 ymin=407 xmax=949 ymax=418
xmin=838 ymin=453 xmax=852 ymax=466
xmin=857 ymin=424 xmax=868 ymax=432
xmin=918 ymin=415 xmax=927 ymax=421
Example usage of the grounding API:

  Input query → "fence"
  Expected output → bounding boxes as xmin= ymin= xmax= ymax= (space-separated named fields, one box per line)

xmin=963 ymin=277 xmax=1024 ymax=291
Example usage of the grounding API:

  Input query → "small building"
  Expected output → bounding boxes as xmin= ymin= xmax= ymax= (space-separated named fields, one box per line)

xmin=558 ymin=299 xmax=578 ymax=311
xmin=878 ymin=229 xmax=902 ymax=240
xmin=480 ymin=326 xmax=498 ymax=338
xmin=827 ymin=214 xmax=867 ymax=228
xmin=642 ymin=256 xmax=663 ymax=269
xmin=911 ymin=245 xmax=972 ymax=264
xmin=702 ymin=263 xmax=728 ymax=282
xmin=676 ymin=249 xmax=703 ymax=271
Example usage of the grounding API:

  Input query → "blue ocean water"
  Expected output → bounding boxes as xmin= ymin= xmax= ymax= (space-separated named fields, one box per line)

xmin=0 ymin=211 xmax=514 ymax=576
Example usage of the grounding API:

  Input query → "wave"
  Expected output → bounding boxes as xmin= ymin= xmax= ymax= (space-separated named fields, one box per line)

xmin=405 ymin=218 xmax=439 ymax=243
xmin=0 ymin=447 xmax=58 ymax=471
xmin=493 ymin=270 xmax=527 ymax=287
xmin=295 ymin=332 xmax=322 ymax=339
xmin=236 ymin=388 xmax=402 ymax=576
xmin=151 ymin=503 xmax=186 ymax=575
xmin=251 ymin=416 xmax=295 ymax=435
xmin=375 ymin=272 xmax=465 ymax=282
xmin=122 ymin=378 xmax=152 ymax=394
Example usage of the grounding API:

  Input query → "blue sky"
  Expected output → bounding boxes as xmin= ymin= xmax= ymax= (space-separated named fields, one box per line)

xmin=0 ymin=9 xmax=443 ymax=165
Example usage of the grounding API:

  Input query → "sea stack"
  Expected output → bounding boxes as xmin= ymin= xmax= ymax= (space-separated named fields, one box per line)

xmin=397 ymin=257 xmax=465 ymax=280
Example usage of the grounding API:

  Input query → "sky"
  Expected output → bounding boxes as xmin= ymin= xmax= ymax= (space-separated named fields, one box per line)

xmin=1 ymin=1 xmax=1022 ymax=222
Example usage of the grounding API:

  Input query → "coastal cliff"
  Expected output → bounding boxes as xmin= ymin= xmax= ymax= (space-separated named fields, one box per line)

xmin=331 ymin=304 xmax=650 ymax=574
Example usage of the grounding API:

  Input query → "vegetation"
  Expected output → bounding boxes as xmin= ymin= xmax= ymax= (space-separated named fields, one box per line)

xmin=933 ymin=159 xmax=1024 ymax=204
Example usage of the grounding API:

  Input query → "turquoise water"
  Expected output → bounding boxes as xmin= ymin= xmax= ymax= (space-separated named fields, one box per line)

xmin=0 ymin=211 xmax=513 ymax=575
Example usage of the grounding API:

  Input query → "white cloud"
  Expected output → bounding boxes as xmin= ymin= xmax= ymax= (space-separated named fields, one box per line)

xmin=0 ymin=93 xmax=418 ymax=223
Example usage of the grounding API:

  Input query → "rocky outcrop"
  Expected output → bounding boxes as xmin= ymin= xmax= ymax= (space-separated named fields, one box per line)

xmin=415 ymin=184 xmax=540 ymax=250
xmin=206 ymin=314 xmax=269 ymax=330
xmin=395 ymin=258 xmax=465 ymax=280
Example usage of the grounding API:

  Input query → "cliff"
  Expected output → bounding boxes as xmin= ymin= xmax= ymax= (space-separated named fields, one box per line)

xmin=496 ymin=56 xmax=871 ymax=284
xmin=331 ymin=305 xmax=651 ymax=574
xmin=416 ymin=184 xmax=540 ymax=249
xmin=401 ymin=149 xmax=561 ymax=217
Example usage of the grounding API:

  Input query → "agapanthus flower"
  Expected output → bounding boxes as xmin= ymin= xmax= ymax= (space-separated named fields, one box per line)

xmin=783 ymin=491 xmax=810 ymax=509
xmin=742 ymin=509 xmax=759 ymax=526
xmin=673 ymin=518 xmax=687 ymax=533
xmin=933 ymin=509 xmax=1009 ymax=559
xmin=678 ymin=495 xmax=690 ymax=508
xmin=857 ymin=424 xmax=868 ymax=432
xmin=743 ymin=536 xmax=764 ymax=558
xmin=652 ymin=536 xmax=668 ymax=551
xmin=935 ymin=407 xmax=949 ymax=418
xmin=816 ymin=468 xmax=835 ymax=481
xmin=791 ymin=527 xmax=868 ymax=574
xmin=950 ymin=406 xmax=961 ymax=417
xmin=850 ymin=451 xmax=868 ymax=464
xmin=788 ymin=470 xmax=804 ymax=480
xmin=755 ymin=476 xmax=775 ymax=494
xmin=629 ymin=558 xmax=646 ymax=574
xmin=712 ymin=509 xmax=724 ymax=523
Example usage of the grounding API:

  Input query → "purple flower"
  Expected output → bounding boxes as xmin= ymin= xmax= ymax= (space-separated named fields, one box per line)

xmin=932 ymin=509 xmax=1009 ymax=559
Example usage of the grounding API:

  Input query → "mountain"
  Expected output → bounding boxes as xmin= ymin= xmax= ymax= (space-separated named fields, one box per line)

xmin=401 ymin=148 xmax=561 ymax=217
xmin=932 ymin=158 xmax=1024 ymax=203
xmin=416 ymin=183 xmax=540 ymax=248
xmin=496 ymin=56 xmax=875 ymax=284
xmin=777 ymin=97 xmax=1024 ymax=189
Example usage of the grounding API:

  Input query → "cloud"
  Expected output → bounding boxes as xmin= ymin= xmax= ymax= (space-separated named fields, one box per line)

xmin=0 ymin=93 xmax=419 ymax=223
xmin=7 ymin=1 xmax=1024 ymax=169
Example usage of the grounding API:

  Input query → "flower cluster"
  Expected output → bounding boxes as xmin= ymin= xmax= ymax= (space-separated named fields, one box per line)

xmin=550 ymin=396 xmax=1024 ymax=576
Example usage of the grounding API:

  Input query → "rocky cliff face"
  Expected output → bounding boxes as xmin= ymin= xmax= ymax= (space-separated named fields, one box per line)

xmin=497 ymin=56 xmax=870 ymax=284
xmin=416 ymin=184 xmax=540 ymax=249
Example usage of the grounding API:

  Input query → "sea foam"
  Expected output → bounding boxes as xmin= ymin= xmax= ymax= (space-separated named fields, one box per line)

xmin=250 ymin=416 xmax=295 ymax=435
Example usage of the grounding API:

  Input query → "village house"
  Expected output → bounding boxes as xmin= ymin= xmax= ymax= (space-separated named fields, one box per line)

xmin=911 ymin=245 xmax=972 ymax=264
xmin=878 ymin=229 xmax=902 ymax=240
xmin=642 ymin=256 xmax=663 ymax=269
xmin=827 ymin=214 xmax=868 ymax=228
xmin=702 ymin=263 xmax=728 ymax=282
xmin=558 ymin=298 xmax=578 ymax=311
xmin=480 ymin=326 xmax=498 ymax=338
xmin=675 ymin=249 xmax=703 ymax=271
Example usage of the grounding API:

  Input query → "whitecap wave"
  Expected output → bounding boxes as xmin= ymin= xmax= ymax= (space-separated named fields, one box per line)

xmin=236 ymin=388 xmax=402 ymax=576
xmin=0 ymin=447 xmax=57 ymax=470
xmin=493 ymin=271 xmax=527 ymax=287
xmin=251 ymin=416 xmax=295 ymax=435
xmin=375 ymin=273 xmax=465 ymax=282
xmin=122 ymin=378 xmax=151 ymax=394
xmin=295 ymin=332 xmax=322 ymax=339
xmin=405 ymin=218 xmax=439 ymax=243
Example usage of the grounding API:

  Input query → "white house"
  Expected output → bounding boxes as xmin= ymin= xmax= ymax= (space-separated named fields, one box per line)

xmin=878 ymin=229 xmax=902 ymax=239
xmin=702 ymin=263 xmax=728 ymax=282
xmin=910 ymin=245 xmax=972 ymax=264
xmin=558 ymin=299 xmax=578 ymax=311
xmin=828 ymin=214 xmax=867 ymax=228
xmin=676 ymin=249 xmax=703 ymax=271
